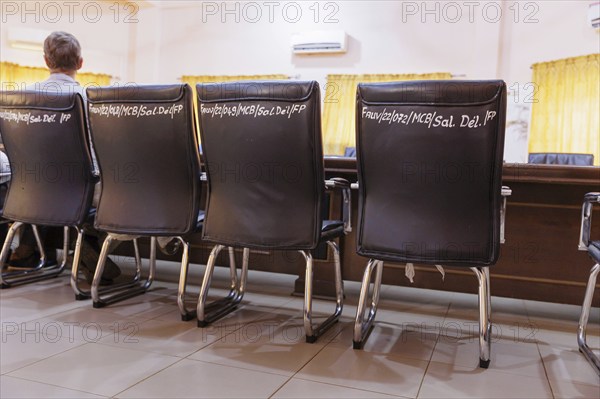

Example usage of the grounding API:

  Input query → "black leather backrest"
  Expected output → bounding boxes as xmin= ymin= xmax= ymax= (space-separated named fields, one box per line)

xmin=356 ymin=80 xmax=507 ymax=266
xmin=87 ymin=84 xmax=201 ymax=235
xmin=197 ymin=81 xmax=324 ymax=250
xmin=0 ymin=91 xmax=95 ymax=226
xmin=528 ymin=153 xmax=594 ymax=166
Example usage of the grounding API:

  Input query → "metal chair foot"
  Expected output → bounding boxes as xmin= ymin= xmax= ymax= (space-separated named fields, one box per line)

xmin=75 ymin=293 xmax=89 ymax=301
xmin=353 ymin=259 xmax=383 ymax=348
xmin=472 ymin=266 xmax=492 ymax=369
xmin=577 ymin=263 xmax=600 ymax=375
xmin=197 ymin=319 xmax=209 ymax=328
xmin=1 ymin=224 xmax=69 ymax=288
xmin=300 ymin=241 xmax=344 ymax=343
xmin=352 ymin=323 xmax=375 ymax=350
xmin=196 ymin=246 xmax=249 ymax=327
xmin=479 ymin=358 xmax=491 ymax=369
xmin=181 ymin=313 xmax=196 ymax=322
xmin=90 ymin=235 xmax=156 ymax=307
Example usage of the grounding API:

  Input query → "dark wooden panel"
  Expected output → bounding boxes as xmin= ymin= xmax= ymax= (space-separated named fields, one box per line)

xmin=53 ymin=161 xmax=599 ymax=306
xmin=315 ymin=160 xmax=600 ymax=306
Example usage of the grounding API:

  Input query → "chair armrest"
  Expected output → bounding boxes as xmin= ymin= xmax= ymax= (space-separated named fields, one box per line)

xmin=579 ymin=192 xmax=600 ymax=250
xmin=325 ymin=178 xmax=352 ymax=233
xmin=500 ymin=186 xmax=511 ymax=244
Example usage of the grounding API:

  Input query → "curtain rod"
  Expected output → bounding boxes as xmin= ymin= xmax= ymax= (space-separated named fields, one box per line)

xmin=177 ymin=75 xmax=299 ymax=81
xmin=177 ymin=73 xmax=464 ymax=80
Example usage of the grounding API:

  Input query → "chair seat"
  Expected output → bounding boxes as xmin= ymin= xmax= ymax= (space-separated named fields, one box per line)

xmin=320 ymin=220 xmax=344 ymax=242
xmin=588 ymin=241 xmax=600 ymax=263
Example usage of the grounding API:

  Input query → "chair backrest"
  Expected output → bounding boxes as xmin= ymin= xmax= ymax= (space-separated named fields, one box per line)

xmin=86 ymin=84 xmax=201 ymax=235
xmin=197 ymin=81 xmax=324 ymax=250
xmin=528 ymin=152 xmax=593 ymax=166
xmin=0 ymin=91 xmax=95 ymax=226
xmin=356 ymin=80 xmax=507 ymax=266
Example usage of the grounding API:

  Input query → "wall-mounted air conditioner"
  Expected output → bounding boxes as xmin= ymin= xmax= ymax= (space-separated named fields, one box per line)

xmin=291 ymin=30 xmax=347 ymax=55
xmin=589 ymin=2 xmax=600 ymax=29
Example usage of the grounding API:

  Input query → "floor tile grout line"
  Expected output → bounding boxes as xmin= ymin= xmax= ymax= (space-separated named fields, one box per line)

xmin=4 ymin=275 xmax=598 ymax=398
xmin=2 ymin=344 xmax=110 ymax=397
xmin=109 ymin=356 xmax=189 ymax=399
xmin=2 ymin=340 xmax=90 ymax=377
xmin=267 ymin=325 xmax=345 ymax=399
xmin=535 ymin=340 xmax=557 ymax=399
xmin=291 ymin=375 xmax=413 ymax=399
xmin=184 ymin=356 xmax=296 ymax=379
xmin=414 ymin=302 xmax=450 ymax=399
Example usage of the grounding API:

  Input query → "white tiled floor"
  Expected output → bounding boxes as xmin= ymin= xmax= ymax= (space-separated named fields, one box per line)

xmin=1 ymin=264 xmax=599 ymax=399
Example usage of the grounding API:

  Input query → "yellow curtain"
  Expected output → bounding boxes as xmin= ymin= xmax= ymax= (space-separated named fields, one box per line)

xmin=322 ymin=73 xmax=452 ymax=155
xmin=0 ymin=61 xmax=112 ymax=88
xmin=529 ymin=54 xmax=600 ymax=165
xmin=181 ymin=74 xmax=287 ymax=142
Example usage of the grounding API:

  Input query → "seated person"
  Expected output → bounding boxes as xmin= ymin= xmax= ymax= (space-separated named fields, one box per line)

xmin=6 ymin=31 xmax=120 ymax=284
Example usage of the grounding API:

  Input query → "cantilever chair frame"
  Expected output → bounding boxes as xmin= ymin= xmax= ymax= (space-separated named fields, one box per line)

xmin=190 ymin=80 xmax=351 ymax=343
xmin=577 ymin=192 xmax=600 ymax=375
xmin=351 ymin=184 xmax=511 ymax=368
xmin=351 ymin=80 xmax=509 ymax=369
xmin=0 ymin=224 xmax=68 ymax=288
xmin=87 ymin=234 xmax=156 ymax=307
xmin=85 ymin=84 xmax=202 ymax=309
xmin=193 ymin=178 xmax=351 ymax=343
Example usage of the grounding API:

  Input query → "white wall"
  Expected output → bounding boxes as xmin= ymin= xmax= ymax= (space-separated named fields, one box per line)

xmin=1 ymin=1 xmax=598 ymax=159
xmin=0 ymin=1 xmax=140 ymax=82
xmin=133 ymin=1 xmax=499 ymax=83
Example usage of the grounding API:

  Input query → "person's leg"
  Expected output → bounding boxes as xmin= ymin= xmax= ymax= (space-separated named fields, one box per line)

xmin=8 ymin=225 xmax=37 ymax=268
xmin=80 ymin=233 xmax=122 ymax=281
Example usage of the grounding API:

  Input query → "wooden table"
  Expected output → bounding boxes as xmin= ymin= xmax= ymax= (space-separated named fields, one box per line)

xmin=69 ymin=159 xmax=600 ymax=306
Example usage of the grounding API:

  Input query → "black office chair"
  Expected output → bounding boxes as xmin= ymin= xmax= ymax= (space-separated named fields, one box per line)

xmin=353 ymin=80 xmax=510 ymax=368
xmin=192 ymin=80 xmax=351 ymax=342
xmin=528 ymin=153 xmax=594 ymax=166
xmin=86 ymin=84 xmax=207 ymax=309
xmin=0 ymin=91 xmax=94 ymax=288
xmin=577 ymin=192 xmax=600 ymax=375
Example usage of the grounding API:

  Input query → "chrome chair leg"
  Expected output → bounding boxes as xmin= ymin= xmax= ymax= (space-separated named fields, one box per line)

xmin=91 ymin=235 xmax=156 ymax=308
xmin=353 ymin=258 xmax=383 ymax=349
xmin=1 ymin=223 xmax=69 ymax=288
xmin=70 ymin=230 xmax=142 ymax=300
xmin=70 ymin=228 xmax=87 ymax=299
xmin=301 ymin=240 xmax=344 ymax=343
xmin=0 ymin=221 xmax=24 ymax=287
xmin=472 ymin=266 xmax=492 ymax=368
xmin=177 ymin=238 xmax=195 ymax=320
xmin=578 ymin=263 xmax=600 ymax=375
xmin=196 ymin=246 xmax=249 ymax=327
